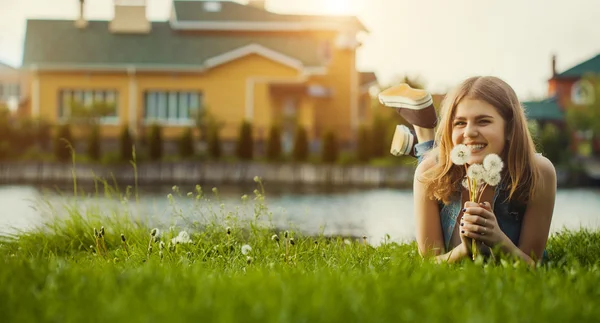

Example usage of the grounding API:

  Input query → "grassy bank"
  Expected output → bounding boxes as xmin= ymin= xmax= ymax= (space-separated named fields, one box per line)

xmin=1 ymin=184 xmax=599 ymax=322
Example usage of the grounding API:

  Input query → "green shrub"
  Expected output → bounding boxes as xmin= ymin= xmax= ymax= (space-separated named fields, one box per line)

xmin=370 ymin=115 xmax=387 ymax=158
xmin=119 ymin=125 xmax=133 ymax=163
xmin=87 ymin=125 xmax=101 ymax=161
xmin=292 ymin=125 xmax=309 ymax=162
xmin=266 ymin=124 xmax=282 ymax=161
xmin=356 ymin=125 xmax=371 ymax=163
xmin=236 ymin=120 xmax=253 ymax=160
xmin=208 ymin=125 xmax=222 ymax=159
xmin=540 ymin=123 xmax=569 ymax=165
xmin=147 ymin=123 xmax=163 ymax=161
xmin=54 ymin=123 xmax=73 ymax=162
xmin=322 ymin=130 xmax=339 ymax=163
xmin=178 ymin=127 xmax=195 ymax=158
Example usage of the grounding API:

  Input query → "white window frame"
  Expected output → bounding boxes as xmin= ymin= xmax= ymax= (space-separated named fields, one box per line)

xmin=58 ymin=89 xmax=120 ymax=125
xmin=571 ymin=80 xmax=595 ymax=105
xmin=143 ymin=90 xmax=200 ymax=126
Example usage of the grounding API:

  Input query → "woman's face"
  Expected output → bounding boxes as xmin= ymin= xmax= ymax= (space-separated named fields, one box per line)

xmin=451 ymin=98 xmax=507 ymax=164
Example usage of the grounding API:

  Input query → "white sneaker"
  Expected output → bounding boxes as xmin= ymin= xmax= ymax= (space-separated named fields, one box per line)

xmin=390 ymin=124 xmax=415 ymax=157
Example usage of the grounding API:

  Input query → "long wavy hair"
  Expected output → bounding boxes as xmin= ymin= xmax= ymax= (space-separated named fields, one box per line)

xmin=419 ymin=76 xmax=540 ymax=204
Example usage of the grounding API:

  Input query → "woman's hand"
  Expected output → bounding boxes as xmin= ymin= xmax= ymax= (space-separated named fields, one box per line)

xmin=460 ymin=201 xmax=509 ymax=248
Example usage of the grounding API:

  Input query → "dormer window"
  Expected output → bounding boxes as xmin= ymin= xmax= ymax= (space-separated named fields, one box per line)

xmin=204 ymin=2 xmax=222 ymax=12
xmin=571 ymin=80 xmax=595 ymax=105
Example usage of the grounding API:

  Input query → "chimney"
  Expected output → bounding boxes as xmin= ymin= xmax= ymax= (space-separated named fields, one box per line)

xmin=248 ymin=0 xmax=267 ymax=10
xmin=551 ymin=54 xmax=557 ymax=77
xmin=75 ymin=0 xmax=88 ymax=29
xmin=109 ymin=0 xmax=151 ymax=34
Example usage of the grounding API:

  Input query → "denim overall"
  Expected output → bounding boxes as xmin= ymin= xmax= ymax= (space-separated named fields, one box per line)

xmin=414 ymin=140 xmax=547 ymax=261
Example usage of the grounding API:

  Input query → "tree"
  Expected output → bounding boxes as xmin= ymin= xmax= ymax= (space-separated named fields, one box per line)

xmin=322 ymin=130 xmax=339 ymax=163
xmin=266 ymin=124 xmax=282 ymax=161
xmin=236 ymin=120 xmax=253 ymax=160
xmin=87 ymin=125 xmax=101 ymax=161
xmin=292 ymin=125 xmax=309 ymax=162
xmin=119 ymin=125 xmax=134 ymax=162
xmin=54 ymin=123 xmax=73 ymax=162
xmin=356 ymin=125 xmax=371 ymax=162
xmin=178 ymin=127 xmax=195 ymax=158
xmin=147 ymin=123 xmax=163 ymax=161
xmin=207 ymin=124 xmax=222 ymax=159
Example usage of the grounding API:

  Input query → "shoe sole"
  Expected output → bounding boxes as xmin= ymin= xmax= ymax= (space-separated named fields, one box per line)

xmin=378 ymin=84 xmax=433 ymax=110
xmin=390 ymin=125 xmax=415 ymax=156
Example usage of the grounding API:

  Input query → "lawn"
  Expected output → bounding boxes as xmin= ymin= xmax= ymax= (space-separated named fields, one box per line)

xmin=1 ymin=183 xmax=599 ymax=323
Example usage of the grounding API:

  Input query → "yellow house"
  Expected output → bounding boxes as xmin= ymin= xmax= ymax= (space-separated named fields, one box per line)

xmin=21 ymin=0 xmax=377 ymax=152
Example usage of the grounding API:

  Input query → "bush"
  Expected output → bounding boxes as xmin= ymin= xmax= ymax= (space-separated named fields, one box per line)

xmin=371 ymin=115 xmax=387 ymax=158
xmin=266 ymin=124 xmax=282 ymax=161
xmin=540 ymin=123 xmax=569 ymax=165
xmin=207 ymin=125 xmax=222 ymax=159
xmin=178 ymin=127 xmax=194 ymax=158
xmin=236 ymin=120 xmax=253 ymax=160
xmin=119 ymin=125 xmax=133 ymax=163
xmin=356 ymin=125 xmax=371 ymax=163
xmin=54 ymin=123 xmax=73 ymax=162
xmin=292 ymin=125 xmax=309 ymax=162
xmin=87 ymin=125 xmax=101 ymax=161
xmin=322 ymin=130 xmax=339 ymax=163
xmin=147 ymin=123 xmax=163 ymax=161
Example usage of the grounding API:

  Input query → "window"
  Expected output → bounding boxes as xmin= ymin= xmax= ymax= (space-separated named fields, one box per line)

xmin=571 ymin=80 xmax=595 ymax=105
xmin=144 ymin=91 xmax=201 ymax=125
xmin=0 ymin=83 xmax=20 ymax=100
xmin=58 ymin=89 xmax=119 ymax=123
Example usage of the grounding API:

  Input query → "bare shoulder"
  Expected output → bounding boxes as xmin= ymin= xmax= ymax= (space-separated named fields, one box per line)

xmin=414 ymin=154 xmax=437 ymax=178
xmin=534 ymin=154 xmax=557 ymax=187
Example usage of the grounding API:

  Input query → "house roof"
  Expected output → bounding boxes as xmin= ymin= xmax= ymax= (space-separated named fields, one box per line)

xmin=522 ymin=97 xmax=564 ymax=121
xmin=172 ymin=0 xmax=367 ymax=31
xmin=557 ymin=54 xmax=600 ymax=78
xmin=22 ymin=20 xmax=325 ymax=70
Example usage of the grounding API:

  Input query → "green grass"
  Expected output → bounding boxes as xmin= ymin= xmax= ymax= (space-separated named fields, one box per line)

xmin=1 ymin=183 xmax=599 ymax=322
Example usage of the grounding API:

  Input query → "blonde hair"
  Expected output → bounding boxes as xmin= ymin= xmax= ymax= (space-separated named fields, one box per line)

xmin=420 ymin=76 xmax=540 ymax=204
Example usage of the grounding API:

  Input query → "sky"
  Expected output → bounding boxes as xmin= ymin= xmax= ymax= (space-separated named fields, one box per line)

xmin=1 ymin=0 xmax=600 ymax=99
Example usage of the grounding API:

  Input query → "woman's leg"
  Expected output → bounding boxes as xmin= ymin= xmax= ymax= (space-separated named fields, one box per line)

xmin=379 ymin=84 xmax=437 ymax=162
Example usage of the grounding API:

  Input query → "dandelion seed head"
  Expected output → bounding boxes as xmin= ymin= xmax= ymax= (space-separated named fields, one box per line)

xmin=483 ymin=154 xmax=504 ymax=173
xmin=160 ymin=241 xmax=165 ymax=250
xmin=94 ymin=228 xmax=98 ymax=237
xmin=226 ymin=227 xmax=231 ymax=235
xmin=284 ymin=231 xmax=289 ymax=238
xmin=151 ymin=228 xmax=159 ymax=237
xmin=467 ymin=164 xmax=485 ymax=181
xmin=241 ymin=244 xmax=252 ymax=255
xmin=212 ymin=187 xmax=218 ymax=194
xmin=187 ymin=192 xmax=193 ymax=197
xmin=271 ymin=234 xmax=279 ymax=242
xmin=450 ymin=144 xmax=471 ymax=165
xmin=483 ymin=170 xmax=502 ymax=186
xmin=289 ymin=238 xmax=295 ymax=246
xmin=253 ymin=176 xmax=260 ymax=183
xmin=344 ymin=239 xmax=351 ymax=245
xmin=171 ymin=231 xmax=192 ymax=244
xmin=247 ymin=256 xmax=253 ymax=264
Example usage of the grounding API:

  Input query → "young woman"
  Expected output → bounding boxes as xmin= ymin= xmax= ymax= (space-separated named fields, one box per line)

xmin=379 ymin=77 xmax=557 ymax=266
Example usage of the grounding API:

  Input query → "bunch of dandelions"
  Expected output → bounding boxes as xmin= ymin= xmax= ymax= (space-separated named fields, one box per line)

xmin=450 ymin=145 xmax=504 ymax=259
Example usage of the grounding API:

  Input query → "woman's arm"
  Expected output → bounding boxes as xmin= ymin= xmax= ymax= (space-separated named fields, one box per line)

xmin=512 ymin=155 xmax=557 ymax=265
xmin=413 ymin=156 xmax=469 ymax=263
xmin=461 ymin=155 xmax=557 ymax=266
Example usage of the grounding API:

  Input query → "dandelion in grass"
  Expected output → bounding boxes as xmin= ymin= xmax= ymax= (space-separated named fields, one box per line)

xmin=253 ymin=176 xmax=260 ymax=183
xmin=187 ymin=192 xmax=193 ymax=197
xmin=246 ymin=256 xmax=253 ymax=264
xmin=171 ymin=231 xmax=192 ymax=244
xmin=121 ymin=233 xmax=129 ymax=256
xmin=241 ymin=244 xmax=252 ymax=255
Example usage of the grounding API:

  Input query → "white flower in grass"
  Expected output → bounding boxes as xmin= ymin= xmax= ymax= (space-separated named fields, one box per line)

xmin=467 ymin=164 xmax=485 ymax=181
xmin=171 ymin=231 xmax=193 ymax=244
xmin=483 ymin=170 xmax=502 ymax=186
xmin=450 ymin=144 xmax=471 ymax=165
xmin=483 ymin=154 xmax=504 ymax=173
xmin=241 ymin=244 xmax=252 ymax=255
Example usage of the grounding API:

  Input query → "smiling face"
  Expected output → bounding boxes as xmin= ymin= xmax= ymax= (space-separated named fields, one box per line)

xmin=451 ymin=98 xmax=507 ymax=164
